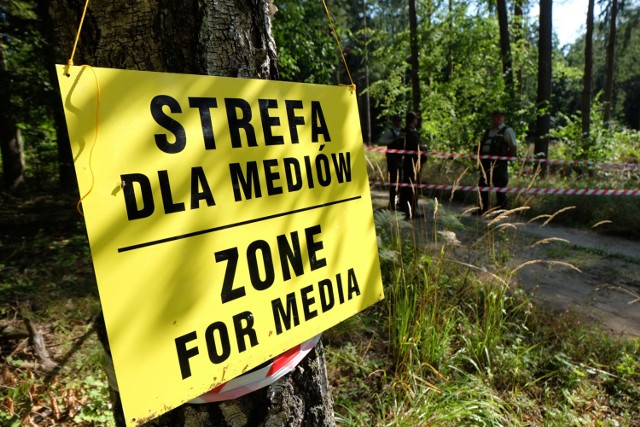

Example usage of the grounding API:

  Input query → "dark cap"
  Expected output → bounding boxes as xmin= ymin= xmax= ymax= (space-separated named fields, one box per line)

xmin=406 ymin=111 xmax=419 ymax=121
xmin=392 ymin=114 xmax=402 ymax=121
xmin=491 ymin=110 xmax=506 ymax=116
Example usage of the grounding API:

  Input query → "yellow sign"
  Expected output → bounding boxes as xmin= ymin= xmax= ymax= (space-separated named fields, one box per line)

xmin=56 ymin=65 xmax=384 ymax=425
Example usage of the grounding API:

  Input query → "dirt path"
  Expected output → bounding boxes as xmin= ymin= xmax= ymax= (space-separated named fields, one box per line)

xmin=370 ymin=190 xmax=640 ymax=339
xmin=504 ymin=220 xmax=640 ymax=339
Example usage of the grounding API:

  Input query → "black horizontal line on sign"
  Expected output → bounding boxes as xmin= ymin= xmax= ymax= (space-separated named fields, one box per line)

xmin=117 ymin=195 xmax=362 ymax=253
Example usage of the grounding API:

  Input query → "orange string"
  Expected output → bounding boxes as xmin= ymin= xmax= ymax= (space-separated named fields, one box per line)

xmin=321 ymin=0 xmax=356 ymax=94
xmin=64 ymin=0 xmax=91 ymax=76
xmin=76 ymin=65 xmax=100 ymax=217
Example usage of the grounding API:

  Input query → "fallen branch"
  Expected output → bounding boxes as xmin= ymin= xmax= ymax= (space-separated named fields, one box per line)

xmin=23 ymin=317 xmax=57 ymax=372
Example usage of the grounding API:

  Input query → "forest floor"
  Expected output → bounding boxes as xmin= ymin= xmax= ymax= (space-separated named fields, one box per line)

xmin=370 ymin=189 xmax=640 ymax=339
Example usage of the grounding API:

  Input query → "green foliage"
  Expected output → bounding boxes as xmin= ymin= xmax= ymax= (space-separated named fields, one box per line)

xmin=368 ymin=1 xmax=518 ymax=151
xmin=0 ymin=369 xmax=113 ymax=427
xmin=0 ymin=0 xmax=59 ymax=182
xmin=565 ymin=4 xmax=640 ymax=129
xmin=616 ymin=344 xmax=640 ymax=378
xmin=271 ymin=0 xmax=640 ymax=173
xmin=272 ymin=0 xmax=340 ymax=84
xmin=551 ymin=57 xmax=584 ymax=119
xmin=519 ymin=100 xmax=640 ymax=238
xmin=550 ymin=99 xmax=615 ymax=162
xmin=3 ymin=0 xmax=639 ymax=188
xmin=70 ymin=375 xmax=114 ymax=425
xmin=367 ymin=35 xmax=411 ymax=120
xmin=324 ymin=204 xmax=640 ymax=426
xmin=548 ymin=89 xmax=640 ymax=165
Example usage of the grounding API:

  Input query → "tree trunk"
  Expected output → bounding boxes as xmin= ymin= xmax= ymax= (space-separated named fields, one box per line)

xmin=603 ymin=0 xmax=618 ymax=127
xmin=496 ymin=0 xmax=514 ymax=98
xmin=32 ymin=4 xmax=78 ymax=191
xmin=0 ymin=124 xmax=26 ymax=192
xmin=581 ymin=0 xmax=595 ymax=137
xmin=363 ymin=1 xmax=372 ymax=144
xmin=535 ymin=0 xmax=552 ymax=175
xmin=95 ymin=314 xmax=334 ymax=427
xmin=513 ymin=0 xmax=524 ymax=90
xmin=44 ymin=0 xmax=278 ymax=82
xmin=408 ymin=0 xmax=420 ymax=116
xmin=0 ymin=43 xmax=27 ymax=192
xmin=446 ymin=0 xmax=454 ymax=81
xmin=45 ymin=1 xmax=335 ymax=425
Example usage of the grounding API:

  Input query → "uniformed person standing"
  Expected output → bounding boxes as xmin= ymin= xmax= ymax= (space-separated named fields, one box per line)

xmin=476 ymin=110 xmax=517 ymax=213
xmin=399 ymin=111 xmax=426 ymax=219
xmin=378 ymin=114 xmax=404 ymax=210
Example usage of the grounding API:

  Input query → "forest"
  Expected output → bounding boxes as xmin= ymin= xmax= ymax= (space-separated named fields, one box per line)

xmin=1 ymin=0 xmax=640 ymax=426
xmin=2 ymin=0 xmax=640 ymax=192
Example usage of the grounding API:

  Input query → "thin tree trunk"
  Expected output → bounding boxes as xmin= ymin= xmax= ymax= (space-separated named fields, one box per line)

xmin=446 ymin=0 xmax=454 ymax=81
xmin=408 ymin=0 xmax=420 ymax=116
xmin=603 ymin=0 xmax=618 ymax=127
xmin=497 ymin=0 xmax=514 ymax=98
xmin=513 ymin=0 xmax=524 ymax=90
xmin=0 ymin=118 xmax=26 ymax=192
xmin=363 ymin=0 xmax=372 ymax=144
xmin=535 ymin=0 xmax=552 ymax=175
xmin=33 ymin=2 xmax=78 ymax=191
xmin=45 ymin=1 xmax=334 ymax=425
xmin=581 ymin=0 xmax=595 ymax=137
xmin=0 ymin=43 xmax=27 ymax=192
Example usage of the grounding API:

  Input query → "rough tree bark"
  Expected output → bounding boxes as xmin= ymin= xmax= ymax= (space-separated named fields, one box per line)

xmin=45 ymin=1 xmax=335 ymax=425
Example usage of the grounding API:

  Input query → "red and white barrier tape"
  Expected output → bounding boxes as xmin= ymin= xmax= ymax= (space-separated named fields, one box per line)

xmin=370 ymin=182 xmax=640 ymax=197
xmin=188 ymin=334 xmax=321 ymax=403
xmin=365 ymin=146 xmax=640 ymax=169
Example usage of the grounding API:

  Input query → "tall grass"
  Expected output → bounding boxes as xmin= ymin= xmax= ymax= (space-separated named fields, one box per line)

xmin=324 ymin=203 xmax=640 ymax=426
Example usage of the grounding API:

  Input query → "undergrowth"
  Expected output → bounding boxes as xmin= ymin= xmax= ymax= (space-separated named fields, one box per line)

xmin=0 ymin=194 xmax=112 ymax=426
xmin=324 ymin=208 xmax=640 ymax=426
